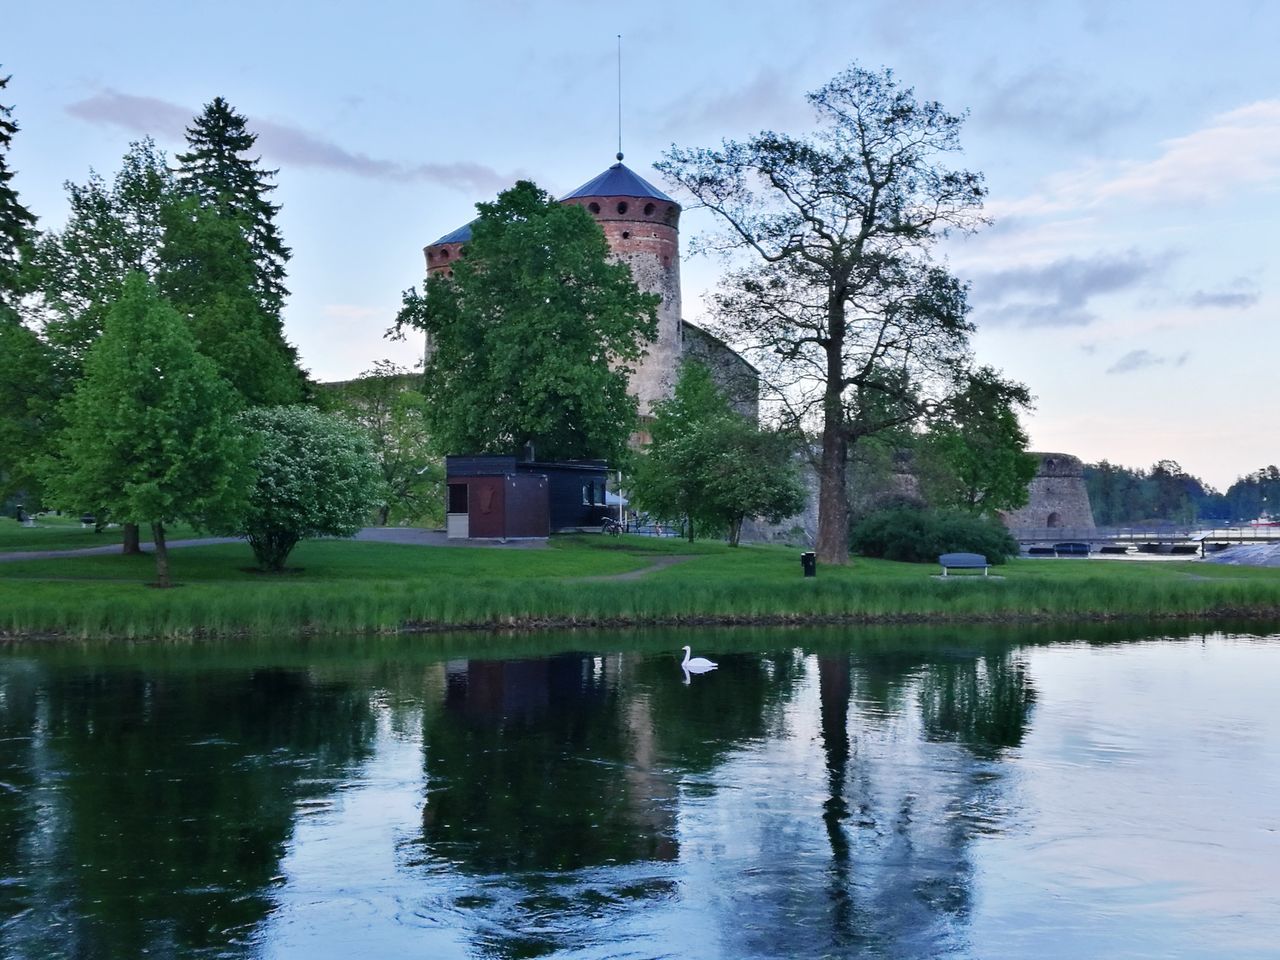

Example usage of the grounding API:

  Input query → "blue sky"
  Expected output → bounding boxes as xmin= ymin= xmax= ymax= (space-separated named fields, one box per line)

xmin=8 ymin=0 xmax=1278 ymax=489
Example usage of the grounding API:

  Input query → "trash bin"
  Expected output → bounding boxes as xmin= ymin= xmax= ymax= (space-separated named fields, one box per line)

xmin=801 ymin=551 xmax=816 ymax=578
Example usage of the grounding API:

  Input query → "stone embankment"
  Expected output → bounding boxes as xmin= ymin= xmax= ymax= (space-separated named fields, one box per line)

xmin=1206 ymin=543 xmax=1280 ymax=568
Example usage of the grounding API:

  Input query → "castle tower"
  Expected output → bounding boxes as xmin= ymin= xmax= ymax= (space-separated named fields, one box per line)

xmin=559 ymin=156 xmax=683 ymax=418
xmin=424 ymin=221 xmax=471 ymax=279
xmin=422 ymin=157 xmax=684 ymax=419
xmin=1002 ymin=452 xmax=1097 ymax=531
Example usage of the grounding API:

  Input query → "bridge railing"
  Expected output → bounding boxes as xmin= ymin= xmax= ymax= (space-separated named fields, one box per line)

xmin=1009 ymin=525 xmax=1280 ymax=542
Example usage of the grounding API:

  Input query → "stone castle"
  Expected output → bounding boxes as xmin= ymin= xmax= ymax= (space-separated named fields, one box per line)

xmin=423 ymin=155 xmax=758 ymax=423
xmin=421 ymin=158 xmax=1094 ymax=538
xmin=1001 ymin=453 xmax=1096 ymax=531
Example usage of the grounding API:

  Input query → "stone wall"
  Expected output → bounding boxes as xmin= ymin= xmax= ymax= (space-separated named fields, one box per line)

xmin=1001 ymin=452 xmax=1096 ymax=531
xmin=680 ymin=321 xmax=759 ymax=421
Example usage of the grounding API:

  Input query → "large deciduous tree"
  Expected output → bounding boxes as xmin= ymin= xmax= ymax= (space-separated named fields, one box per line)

xmin=37 ymin=138 xmax=174 ymax=367
xmin=176 ymin=97 xmax=290 ymax=321
xmin=33 ymin=140 xmax=175 ymax=552
xmin=233 ymin=405 xmax=382 ymax=571
xmin=328 ymin=361 xmax=438 ymax=525
xmin=41 ymin=275 xmax=249 ymax=586
xmin=632 ymin=362 xmax=805 ymax=544
xmin=917 ymin=367 xmax=1037 ymax=515
xmin=658 ymin=64 xmax=987 ymax=563
xmin=0 ymin=319 xmax=59 ymax=504
xmin=394 ymin=180 xmax=658 ymax=464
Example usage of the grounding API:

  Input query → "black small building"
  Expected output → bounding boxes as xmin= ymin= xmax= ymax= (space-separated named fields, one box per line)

xmin=445 ymin=456 xmax=611 ymax=539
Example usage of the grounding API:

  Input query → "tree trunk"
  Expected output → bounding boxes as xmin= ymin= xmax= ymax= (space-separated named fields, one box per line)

xmin=151 ymin=521 xmax=170 ymax=588
xmin=815 ymin=417 xmax=850 ymax=564
xmin=122 ymin=522 xmax=141 ymax=555
xmin=816 ymin=293 xmax=850 ymax=564
xmin=376 ymin=504 xmax=390 ymax=526
xmin=686 ymin=515 xmax=695 ymax=543
xmin=728 ymin=516 xmax=742 ymax=547
xmin=248 ymin=530 xmax=301 ymax=572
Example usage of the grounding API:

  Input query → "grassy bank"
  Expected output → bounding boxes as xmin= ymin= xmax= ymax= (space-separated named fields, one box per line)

xmin=2 ymin=534 xmax=1280 ymax=639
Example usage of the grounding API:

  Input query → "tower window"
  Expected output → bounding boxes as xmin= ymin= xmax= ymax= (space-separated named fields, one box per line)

xmin=643 ymin=202 xmax=655 ymax=216
xmin=621 ymin=231 xmax=631 ymax=239
xmin=616 ymin=201 xmax=628 ymax=214
xmin=440 ymin=249 xmax=449 ymax=260
xmin=588 ymin=202 xmax=600 ymax=214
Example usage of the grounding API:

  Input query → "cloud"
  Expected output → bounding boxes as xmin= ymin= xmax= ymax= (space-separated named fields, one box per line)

xmin=1186 ymin=279 xmax=1260 ymax=310
xmin=654 ymin=66 xmax=813 ymax=138
xmin=1106 ymin=349 xmax=1190 ymax=375
xmin=990 ymin=99 xmax=1280 ymax=218
xmin=970 ymin=249 xmax=1170 ymax=327
xmin=66 ymin=90 xmax=518 ymax=194
xmin=66 ymin=90 xmax=189 ymax=137
xmin=971 ymin=61 xmax=1145 ymax=142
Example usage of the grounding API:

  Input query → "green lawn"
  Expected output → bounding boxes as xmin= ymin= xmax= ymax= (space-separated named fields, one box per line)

xmin=0 ymin=516 xmax=203 ymax=552
xmin=1 ymin=533 xmax=1278 ymax=639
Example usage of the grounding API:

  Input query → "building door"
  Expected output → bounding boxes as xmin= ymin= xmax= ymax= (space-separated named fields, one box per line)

xmin=447 ymin=483 xmax=469 ymax=539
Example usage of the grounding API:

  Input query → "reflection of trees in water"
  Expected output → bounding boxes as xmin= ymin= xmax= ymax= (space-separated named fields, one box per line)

xmin=0 ymin=635 xmax=1044 ymax=960
xmin=0 ymin=664 xmax=377 ymax=959
xmin=716 ymin=648 xmax=1037 ymax=959
xmin=918 ymin=652 xmax=1037 ymax=759
xmin=411 ymin=650 xmax=804 ymax=958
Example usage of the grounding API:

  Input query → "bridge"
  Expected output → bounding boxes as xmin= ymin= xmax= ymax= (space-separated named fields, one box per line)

xmin=1010 ymin=525 xmax=1280 ymax=557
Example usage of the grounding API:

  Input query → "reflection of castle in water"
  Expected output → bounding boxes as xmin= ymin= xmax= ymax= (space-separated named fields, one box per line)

xmin=423 ymin=655 xmax=680 ymax=869
xmin=0 ymin=635 xmax=1045 ymax=959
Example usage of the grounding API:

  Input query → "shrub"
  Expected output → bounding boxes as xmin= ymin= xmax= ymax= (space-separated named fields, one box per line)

xmin=851 ymin=507 xmax=1019 ymax=564
xmin=234 ymin=406 xmax=383 ymax=571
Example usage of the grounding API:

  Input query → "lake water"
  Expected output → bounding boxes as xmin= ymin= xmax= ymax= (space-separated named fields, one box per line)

xmin=1 ymin=624 xmax=1278 ymax=959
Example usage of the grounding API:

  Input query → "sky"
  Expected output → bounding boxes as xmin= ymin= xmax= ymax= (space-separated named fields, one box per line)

xmin=7 ymin=0 xmax=1279 ymax=490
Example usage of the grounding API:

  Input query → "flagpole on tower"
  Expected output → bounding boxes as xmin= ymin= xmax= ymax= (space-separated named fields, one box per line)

xmin=616 ymin=34 xmax=623 ymax=162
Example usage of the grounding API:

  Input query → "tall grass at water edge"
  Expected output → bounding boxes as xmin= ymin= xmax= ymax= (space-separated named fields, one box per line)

xmin=3 ymin=549 xmax=1280 ymax=639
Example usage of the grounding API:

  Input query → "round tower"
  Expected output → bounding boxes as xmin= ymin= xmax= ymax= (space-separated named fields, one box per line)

xmin=560 ymin=156 xmax=683 ymax=418
xmin=424 ymin=221 xmax=472 ymax=279
xmin=1002 ymin=452 xmax=1097 ymax=531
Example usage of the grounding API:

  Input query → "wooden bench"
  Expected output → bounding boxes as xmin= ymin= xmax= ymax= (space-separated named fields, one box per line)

xmin=938 ymin=552 xmax=990 ymax=576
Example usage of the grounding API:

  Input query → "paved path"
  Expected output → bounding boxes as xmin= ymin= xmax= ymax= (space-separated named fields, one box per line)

xmin=0 ymin=537 xmax=243 ymax=564
xmin=0 ymin=527 xmax=547 ymax=564
xmin=578 ymin=555 xmax=696 ymax=581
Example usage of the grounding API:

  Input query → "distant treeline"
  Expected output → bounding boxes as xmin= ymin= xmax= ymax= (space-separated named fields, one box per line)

xmin=1084 ymin=461 xmax=1280 ymax=526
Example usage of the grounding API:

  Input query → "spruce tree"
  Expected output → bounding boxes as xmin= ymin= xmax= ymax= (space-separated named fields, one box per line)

xmin=0 ymin=69 xmax=38 ymax=312
xmin=159 ymin=196 xmax=305 ymax=406
xmin=176 ymin=97 xmax=290 ymax=320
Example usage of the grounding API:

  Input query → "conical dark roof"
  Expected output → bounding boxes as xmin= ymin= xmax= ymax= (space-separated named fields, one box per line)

xmin=562 ymin=161 xmax=675 ymax=203
xmin=431 ymin=220 xmax=474 ymax=245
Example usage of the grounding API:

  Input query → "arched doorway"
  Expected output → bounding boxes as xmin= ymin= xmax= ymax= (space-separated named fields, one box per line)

xmin=1046 ymin=512 xmax=1062 ymax=528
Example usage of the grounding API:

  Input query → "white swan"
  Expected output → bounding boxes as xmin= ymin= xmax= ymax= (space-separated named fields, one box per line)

xmin=681 ymin=645 xmax=718 ymax=673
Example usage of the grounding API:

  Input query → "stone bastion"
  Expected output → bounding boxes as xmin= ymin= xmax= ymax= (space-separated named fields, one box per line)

xmin=1001 ymin=452 xmax=1095 ymax=531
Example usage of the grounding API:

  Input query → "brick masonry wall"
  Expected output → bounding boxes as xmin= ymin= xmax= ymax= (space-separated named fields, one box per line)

xmin=567 ymin=197 xmax=683 ymax=418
